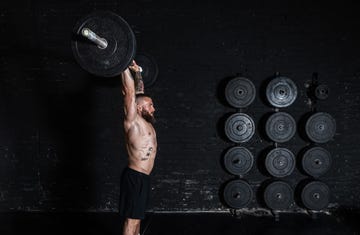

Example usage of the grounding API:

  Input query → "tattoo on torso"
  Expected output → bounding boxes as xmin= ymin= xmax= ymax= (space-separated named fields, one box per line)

xmin=141 ymin=147 xmax=154 ymax=161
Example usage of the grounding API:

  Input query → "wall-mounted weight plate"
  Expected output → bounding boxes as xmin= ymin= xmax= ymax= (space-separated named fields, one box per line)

xmin=225 ymin=77 xmax=256 ymax=108
xmin=305 ymin=112 xmax=336 ymax=143
xmin=302 ymin=147 xmax=332 ymax=178
xmin=266 ymin=77 xmax=297 ymax=108
xmin=264 ymin=181 xmax=293 ymax=210
xmin=315 ymin=84 xmax=329 ymax=100
xmin=135 ymin=53 xmax=159 ymax=88
xmin=224 ymin=147 xmax=254 ymax=175
xmin=265 ymin=112 xmax=296 ymax=143
xmin=225 ymin=113 xmax=255 ymax=143
xmin=301 ymin=181 xmax=330 ymax=210
xmin=265 ymin=148 xmax=295 ymax=177
xmin=71 ymin=11 xmax=136 ymax=77
xmin=223 ymin=180 xmax=253 ymax=208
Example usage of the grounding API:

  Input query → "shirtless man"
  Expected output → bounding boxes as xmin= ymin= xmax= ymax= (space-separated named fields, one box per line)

xmin=119 ymin=60 xmax=157 ymax=235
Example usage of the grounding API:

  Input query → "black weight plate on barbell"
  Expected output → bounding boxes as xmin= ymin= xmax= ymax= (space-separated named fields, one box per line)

xmin=224 ymin=147 xmax=254 ymax=175
xmin=264 ymin=181 xmax=293 ymax=210
xmin=266 ymin=77 xmax=297 ymax=108
xmin=265 ymin=112 xmax=296 ymax=143
xmin=135 ymin=53 xmax=159 ymax=88
xmin=225 ymin=77 xmax=256 ymax=108
xmin=225 ymin=113 xmax=255 ymax=143
xmin=302 ymin=147 xmax=332 ymax=178
xmin=265 ymin=148 xmax=295 ymax=178
xmin=301 ymin=181 xmax=330 ymax=210
xmin=305 ymin=112 xmax=336 ymax=143
xmin=223 ymin=180 xmax=253 ymax=209
xmin=315 ymin=84 xmax=329 ymax=100
xmin=71 ymin=11 xmax=136 ymax=77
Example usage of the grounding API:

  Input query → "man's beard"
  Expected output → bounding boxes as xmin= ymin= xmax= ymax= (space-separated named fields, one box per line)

xmin=141 ymin=110 xmax=156 ymax=124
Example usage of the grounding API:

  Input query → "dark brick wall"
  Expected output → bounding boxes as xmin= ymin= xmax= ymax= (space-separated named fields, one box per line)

xmin=0 ymin=1 xmax=359 ymax=212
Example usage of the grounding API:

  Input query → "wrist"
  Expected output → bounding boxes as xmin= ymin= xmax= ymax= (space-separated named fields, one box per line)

xmin=135 ymin=70 xmax=143 ymax=78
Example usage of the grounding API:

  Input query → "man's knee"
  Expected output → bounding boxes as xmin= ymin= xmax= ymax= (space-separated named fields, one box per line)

xmin=123 ymin=218 xmax=141 ymax=235
xmin=124 ymin=218 xmax=141 ymax=227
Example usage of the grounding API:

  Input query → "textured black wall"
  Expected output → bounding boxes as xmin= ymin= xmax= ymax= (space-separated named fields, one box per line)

xmin=0 ymin=1 xmax=359 ymax=212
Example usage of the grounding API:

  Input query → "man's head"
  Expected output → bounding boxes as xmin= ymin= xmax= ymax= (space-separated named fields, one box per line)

xmin=136 ymin=94 xmax=156 ymax=124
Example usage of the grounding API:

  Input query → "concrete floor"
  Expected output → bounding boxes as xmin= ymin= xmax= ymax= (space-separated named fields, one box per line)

xmin=0 ymin=210 xmax=359 ymax=235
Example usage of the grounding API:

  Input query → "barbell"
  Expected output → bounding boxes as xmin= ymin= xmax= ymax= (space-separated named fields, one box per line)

xmin=71 ymin=10 xmax=136 ymax=77
xmin=71 ymin=10 xmax=158 ymax=86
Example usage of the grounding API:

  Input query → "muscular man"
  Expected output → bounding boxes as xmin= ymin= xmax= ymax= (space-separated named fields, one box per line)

xmin=119 ymin=60 xmax=157 ymax=235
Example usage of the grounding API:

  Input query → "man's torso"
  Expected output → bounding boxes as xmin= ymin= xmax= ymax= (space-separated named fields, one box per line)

xmin=124 ymin=116 xmax=157 ymax=175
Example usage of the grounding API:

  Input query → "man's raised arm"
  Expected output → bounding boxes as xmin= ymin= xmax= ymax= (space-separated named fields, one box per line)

xmin=121 ymin=68 xmax=137 ymax=122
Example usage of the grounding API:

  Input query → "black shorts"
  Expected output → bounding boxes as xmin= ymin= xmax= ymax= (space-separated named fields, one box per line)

xmin=119 ymin=167 xmax=151 ymax=219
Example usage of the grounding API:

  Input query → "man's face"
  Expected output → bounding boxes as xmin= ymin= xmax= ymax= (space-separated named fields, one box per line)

xmin=138 ymin=97 xmax=156 ymax=124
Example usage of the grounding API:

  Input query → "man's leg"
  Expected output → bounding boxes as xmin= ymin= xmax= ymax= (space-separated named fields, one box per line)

xmin=135 ymin=221 xmax=141 ymax=235
xmin=123 ymin=218 xmax=141 ymax=235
